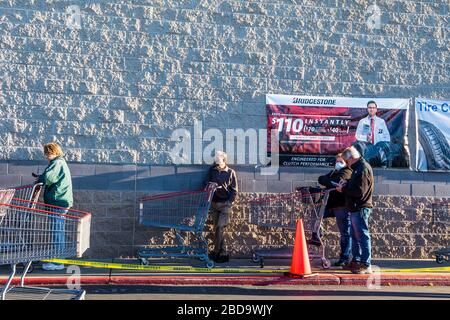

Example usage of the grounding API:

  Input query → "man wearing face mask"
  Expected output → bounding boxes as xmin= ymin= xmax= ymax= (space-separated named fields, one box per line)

xmin=207 ymin=151 xmax=238 ymax=263
xmin=308 ymin=153 xmax=353 ymax=266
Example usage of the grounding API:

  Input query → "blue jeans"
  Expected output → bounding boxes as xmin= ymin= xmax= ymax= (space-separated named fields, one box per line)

xmin=333 ymin=207 xmax=352 ymax=261
xmin=350 ymin=208 xmax=372 ymax=266
xmin=51 ymin=208 xmax=68 ymax=254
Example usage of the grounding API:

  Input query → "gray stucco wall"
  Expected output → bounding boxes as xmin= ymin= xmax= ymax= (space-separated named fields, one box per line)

xmin=0 ymin=1 xmax=449 ymax=260
xmin=0 ymin=0 xmax=449 ymax=164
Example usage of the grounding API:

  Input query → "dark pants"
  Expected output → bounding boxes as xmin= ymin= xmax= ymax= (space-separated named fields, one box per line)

xmin=210 ymin=201 xmax=232 ymax=256
xmin=323 ymin=207 xmax=351 ymax=261
xmin=334 ymin=208 xmax=352 ymax=261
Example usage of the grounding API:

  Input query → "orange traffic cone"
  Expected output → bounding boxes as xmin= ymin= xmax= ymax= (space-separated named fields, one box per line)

xmin=289 ymin=219 xmax=312 ymax=277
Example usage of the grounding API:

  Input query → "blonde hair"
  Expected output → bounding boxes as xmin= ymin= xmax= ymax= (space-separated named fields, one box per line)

xmin=43 ymin=142 xmax=64 ymax=157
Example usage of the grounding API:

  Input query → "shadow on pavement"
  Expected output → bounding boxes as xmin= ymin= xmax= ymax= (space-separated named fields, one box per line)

xmin=82 ymin=285 xmax=450 ymax=299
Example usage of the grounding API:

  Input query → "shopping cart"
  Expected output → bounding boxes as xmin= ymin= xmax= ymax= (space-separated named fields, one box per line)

xmin=13 ymin=183 xmax=43 ymax=204
xmin=0 ymin=196 xmax=91 ymax=300
xmin=431 ymin=200 xmax=449 ymax=264
xmin=249 ymin=187 xmax=332 ymax=269
xmin=11 ymin=183 xmax=44 ymax=272
xmin=138 ymin=183 xmax=217 ymax=268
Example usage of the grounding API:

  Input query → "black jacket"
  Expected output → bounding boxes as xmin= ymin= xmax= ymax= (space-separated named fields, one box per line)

xmin=318 ymin=167 xmax=353 ymax=210
xmin=342 ymin=158 xmax=374 ymax=212
xmin=207 ymin=165 xmax=238 ymax=203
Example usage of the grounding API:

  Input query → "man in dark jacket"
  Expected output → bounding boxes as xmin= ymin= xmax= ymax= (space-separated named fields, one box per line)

xmin=315 ymin=153 xmax=353 ymax=266
xmin=207 ymin=151 xmax=238 ymax=263
xmin=336 ymin=146 xmax=374 ymax=274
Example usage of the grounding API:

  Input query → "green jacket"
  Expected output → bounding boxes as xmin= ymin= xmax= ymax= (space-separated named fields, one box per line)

xmin=38 ymin=157 xmax=73 ymax=208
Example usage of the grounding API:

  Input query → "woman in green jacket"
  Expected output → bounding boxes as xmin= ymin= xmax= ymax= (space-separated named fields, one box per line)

xmin=36 ymin=143 xmax=73 ymax=271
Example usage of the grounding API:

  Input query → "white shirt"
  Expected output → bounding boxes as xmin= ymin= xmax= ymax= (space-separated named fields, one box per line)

xmin=355 ymin=115 xmax=391 ymax=144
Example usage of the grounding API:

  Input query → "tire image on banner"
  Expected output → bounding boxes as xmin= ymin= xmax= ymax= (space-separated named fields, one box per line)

xmin=415 ymin=98 xmax=450 ymax=172
xmin=266 ymin=94 xmax=411 ymax=168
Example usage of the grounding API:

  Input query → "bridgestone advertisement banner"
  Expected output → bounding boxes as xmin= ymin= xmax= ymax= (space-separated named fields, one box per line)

xmin=415 ymin=98 xmax=450 ymax=172
xmin=266 ymin=94 xmax=410 ymax=168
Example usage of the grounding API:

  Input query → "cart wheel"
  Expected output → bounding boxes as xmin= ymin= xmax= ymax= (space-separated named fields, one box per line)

xmin=436 ymin=255 xmax=444 ymax=264
xmin=199 ymin=255 xmax=206 ymax=262
xmin=251 ymin=253 xmax=261 ymax=263
xmin=260 ymin=259 xmax=264 ymax=269
xmin=321 ymin=259 xmax=331 ymax=269
xmin=206 ymin=260 xmax=215 ymax=269
xmin=139 ymin=258 xmax=149 ymax=266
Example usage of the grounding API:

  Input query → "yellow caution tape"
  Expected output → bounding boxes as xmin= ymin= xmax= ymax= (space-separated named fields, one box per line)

xmin=381 ymin=267 xmax=450 ymax=273
xmin=43 ymin=259 xmax=450 ymax=274
xmin=43 ymin=259 xmax=288 ymax=273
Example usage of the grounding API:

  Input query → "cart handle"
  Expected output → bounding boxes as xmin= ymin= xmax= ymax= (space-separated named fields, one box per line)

xmin=248 ymin=188 xmax=333 ymax=205
xmin=10 ymin=198 xmax=91 ymax=216
xmin=0 ymin=201 xmax=91 ymax=219
xmin=140 ymin=188 xmax=213 ymax=202
xmin=13 ymin=183 xmax=43 ymax=190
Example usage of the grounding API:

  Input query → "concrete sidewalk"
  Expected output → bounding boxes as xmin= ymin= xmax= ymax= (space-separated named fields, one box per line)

xmin=1 ymin=258 xmax=449 ymax=287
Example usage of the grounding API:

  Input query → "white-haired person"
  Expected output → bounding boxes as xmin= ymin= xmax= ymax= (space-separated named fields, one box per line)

xmin=336 ymin=146 xmax=374 ymax=274
xmin=206 ymin=151 xmax=238 ymax=263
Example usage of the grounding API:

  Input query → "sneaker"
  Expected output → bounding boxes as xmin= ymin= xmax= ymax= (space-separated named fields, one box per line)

xmin=42 ymin=263 xmax=65 ymax=271
xmin=352 ymin=264 xmax=373 ymax=274
xmin=333 ymin=259 xmax=349 ymax=267
xmin=214 ymin=254 xmax=229 ymax=263
xmin=342 ymin=260 xmax=360 ymax=271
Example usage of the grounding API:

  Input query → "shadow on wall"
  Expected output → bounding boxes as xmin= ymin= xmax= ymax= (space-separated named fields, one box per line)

xmin=71 ymin=169 xmax=209 ymax=192
xmin=0 ymin=161 xmax=211 ymax=193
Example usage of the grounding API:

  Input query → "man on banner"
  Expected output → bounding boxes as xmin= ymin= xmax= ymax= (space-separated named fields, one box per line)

xmin=355 ymin=100 xmax=391 ymax=144
xmin=353 ymin=100 xmax=395 ymax=167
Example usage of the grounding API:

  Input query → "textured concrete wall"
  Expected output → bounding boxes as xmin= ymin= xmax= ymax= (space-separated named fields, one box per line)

xmin=0 ymin=1 xmax=449 ymax=164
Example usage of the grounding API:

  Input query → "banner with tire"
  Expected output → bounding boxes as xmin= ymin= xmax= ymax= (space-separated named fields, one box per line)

xmin=266 ymin=94 xmax=410 ymax=168
xmin=415 ymin=98 xmax=450 ymax=172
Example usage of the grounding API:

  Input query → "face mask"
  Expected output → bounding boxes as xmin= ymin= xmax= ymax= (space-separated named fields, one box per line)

xmin=335 ymin=162 xmax=346 ymax=170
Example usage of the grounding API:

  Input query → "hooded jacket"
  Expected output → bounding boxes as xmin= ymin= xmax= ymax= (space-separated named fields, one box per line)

xmin=342 ymin=158 xmax=374 ymax=212
xmin=37 ymin=156 xmax=73 ymax=208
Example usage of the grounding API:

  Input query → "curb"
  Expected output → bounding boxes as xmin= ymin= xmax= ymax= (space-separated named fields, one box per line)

xmin=1 ymin=273 xmax=449 ymax=287
xmin=338 ymin=274 xmax=450 ymax=286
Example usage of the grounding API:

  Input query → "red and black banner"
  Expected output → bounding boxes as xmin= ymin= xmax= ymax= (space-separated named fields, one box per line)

xmin=267 ymin=94 xmax=410 ymax=168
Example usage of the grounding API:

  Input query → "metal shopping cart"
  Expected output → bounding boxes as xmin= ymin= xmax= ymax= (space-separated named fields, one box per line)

xmin=249 ymin=187 xmax=332 ymax=269
xmin=13 ymin=183 xmax=43 ymax=204
xmin=12 ymin=183 xmax=44 ymax=272
xmin=138 ymin=183 xmax=217 ymax=268
xmin=0 ymin=195 xmax=91 ymax=300
xmin=431 ymin=200 xmax=449 ymax=264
